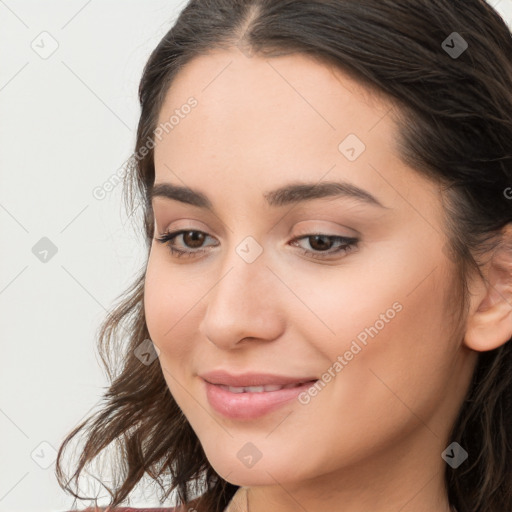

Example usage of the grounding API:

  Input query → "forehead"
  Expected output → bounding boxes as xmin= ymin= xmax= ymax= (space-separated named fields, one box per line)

xmin=152 ymin=49 xmax=420 ymax=207
xmin=155 ymin=48 xmax=394 ymax=139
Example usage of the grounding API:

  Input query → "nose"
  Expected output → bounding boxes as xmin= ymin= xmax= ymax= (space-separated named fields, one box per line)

xmin=198 ymin=244 xmax=285 ymax=350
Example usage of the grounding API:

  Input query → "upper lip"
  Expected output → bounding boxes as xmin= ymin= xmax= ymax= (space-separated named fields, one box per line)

xmin=199 ymin=370 xmax=318 ymax=387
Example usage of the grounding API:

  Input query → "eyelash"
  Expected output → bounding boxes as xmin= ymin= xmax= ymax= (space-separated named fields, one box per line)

xmin=155 ymin=229 xmax=359 ymax=261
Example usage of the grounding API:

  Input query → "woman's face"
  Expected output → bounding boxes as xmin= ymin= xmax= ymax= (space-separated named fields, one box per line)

xmin=144 ymin=50 xmax=477 ymax=496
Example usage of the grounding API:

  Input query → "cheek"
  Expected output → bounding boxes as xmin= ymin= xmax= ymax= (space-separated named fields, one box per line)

xmin=275 ymin=268 xmax=457 ymax=472
xmin=144 ymin=256 xmax=205 ymax=413
xmin=143 ymin=254 xmax=199 ymax=361
xmin=291 ymin=235 xmax=454 ymax=365
xmin=289 ymin=246 xmax=456 ymax=414
xmin=316 ymin=270 xmax=455 ymax=432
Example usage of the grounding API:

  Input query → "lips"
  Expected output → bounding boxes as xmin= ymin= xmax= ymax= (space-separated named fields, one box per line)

xmin=199 ymin=369 xmax=318 ymax=388
xmin=203 ymin=378 xmax=319 ymax=420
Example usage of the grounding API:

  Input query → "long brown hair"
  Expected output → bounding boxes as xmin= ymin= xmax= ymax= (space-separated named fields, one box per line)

xmin=55 ymin=1 xmax=512 ymax=511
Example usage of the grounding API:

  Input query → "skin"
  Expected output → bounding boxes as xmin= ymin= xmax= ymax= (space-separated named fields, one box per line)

xmin=143 ymin=49 xmax=511 ymax=512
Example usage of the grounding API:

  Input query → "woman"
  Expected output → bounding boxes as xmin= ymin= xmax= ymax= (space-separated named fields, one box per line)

xmin=57 ymin=1 xmax=512 ymax=511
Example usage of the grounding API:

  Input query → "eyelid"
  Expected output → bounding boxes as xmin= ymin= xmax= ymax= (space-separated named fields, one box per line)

xmin=155 ymin=219 xmax=211 ymax=235
xmin=291 ymin=220 xmax=360 ymax=239
xmin=152 ymin=203 xmax=228 ymax=235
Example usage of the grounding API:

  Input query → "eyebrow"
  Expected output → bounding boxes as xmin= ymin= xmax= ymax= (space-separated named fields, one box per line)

xmin=148 ymin=180 xmax=387 ymax=211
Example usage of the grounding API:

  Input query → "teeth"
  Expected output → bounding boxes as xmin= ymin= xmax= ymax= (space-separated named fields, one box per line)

xmin=282 ymin=382 xmax=303 ymax=389
xmin=219 ymin=382 xmax=312 ymax=393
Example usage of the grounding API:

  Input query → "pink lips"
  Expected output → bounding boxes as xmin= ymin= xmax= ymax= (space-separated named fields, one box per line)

xmin=199 ymin=370 xmax=318 ymax=420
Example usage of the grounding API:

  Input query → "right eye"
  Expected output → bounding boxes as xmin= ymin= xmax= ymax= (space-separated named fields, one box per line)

xmin=155 ymin=229 xmax=219 ymax=258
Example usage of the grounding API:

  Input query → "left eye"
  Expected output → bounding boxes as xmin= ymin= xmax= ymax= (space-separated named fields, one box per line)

xmin=155 ymin=230 xmax=359 ymax=260
xmin=290 ymin=233 xmax=359 ymax=259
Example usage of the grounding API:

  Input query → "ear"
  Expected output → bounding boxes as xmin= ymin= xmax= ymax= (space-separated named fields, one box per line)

xmin=464 ymin=223 xmax=512 ymax=352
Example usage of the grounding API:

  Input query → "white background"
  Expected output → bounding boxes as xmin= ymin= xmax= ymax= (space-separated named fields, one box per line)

xmin=1 ymin=1 xmax=511 ymax=511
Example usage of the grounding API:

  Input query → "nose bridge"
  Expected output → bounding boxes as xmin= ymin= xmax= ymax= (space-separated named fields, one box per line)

xmin=213 ymin=231 xmax=271 ymax=304
xmin=198 ymin=235 xmax=284 ymax=347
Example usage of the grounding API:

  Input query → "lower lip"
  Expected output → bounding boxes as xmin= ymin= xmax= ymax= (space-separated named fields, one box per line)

xmin=203 ymin=378 xmax=318 ymax=420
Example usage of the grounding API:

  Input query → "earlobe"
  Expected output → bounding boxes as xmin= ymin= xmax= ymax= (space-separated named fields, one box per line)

xmin=465 ymin=299 xmax=512 ymax=352
xmin=463 ymin=224 xmax=512 ymax=353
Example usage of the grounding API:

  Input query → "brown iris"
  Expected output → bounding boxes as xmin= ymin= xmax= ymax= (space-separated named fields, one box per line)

xmin=307 ymin=235 xmax=333 ymax=251
xmin=182 ymin=231 xmax=206 ymax=248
